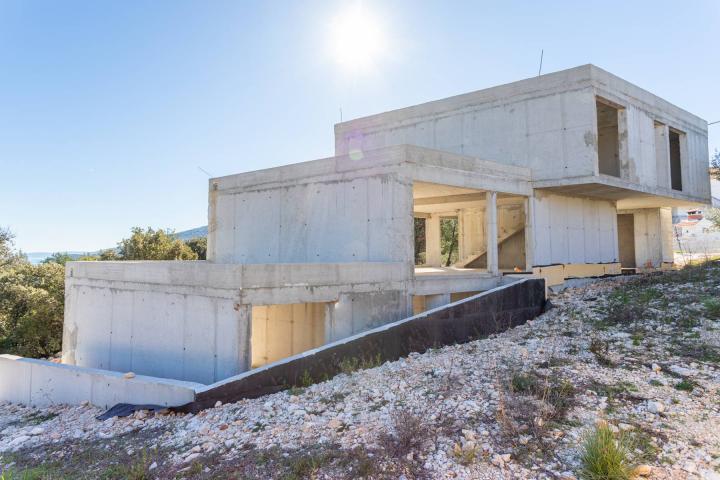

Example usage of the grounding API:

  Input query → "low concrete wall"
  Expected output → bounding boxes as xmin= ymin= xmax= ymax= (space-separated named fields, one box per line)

xmin=181 ymin=277 xmax=545 ymax=412
xmin=0 ymin=355 xmax=199 ymax=409
xmin=63 ymin=261 xmax=411 ymax=384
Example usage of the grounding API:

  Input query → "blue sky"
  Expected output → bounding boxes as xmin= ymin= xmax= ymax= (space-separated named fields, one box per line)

xmin=1 ymin=0 xmax=718 ymax=253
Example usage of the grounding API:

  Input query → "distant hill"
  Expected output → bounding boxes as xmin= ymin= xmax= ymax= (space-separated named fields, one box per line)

xmin=25 ymin=251 xmax=94 ymax=265
xmin=26 ymin=226 xmax=209 ymax=264
xmin=173 ymin=226 xmax=208 ymax=241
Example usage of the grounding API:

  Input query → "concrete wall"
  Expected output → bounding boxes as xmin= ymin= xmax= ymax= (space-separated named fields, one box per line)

xmin=208 ymin=153 xmax=414 ymax=265
xmin=182 ymin=278 xmax=546 ymax=410
xmin=326 ymin=290 xmax=412 ymax=342
xmin=63 ymin=279 xmax=250 ymax=385
xmin=335 ymin=65 xmax=710 ymax=203
xmin=63 ymin=261 xmax=412 ymax=383
xmin=335 ymin=67 xmax=598 ymax=182
xmin=531 ymin=191 xmax=619 ymax=266
xmin=0 ymin=355 xmax=199 ymax=409
xmin=592 ymin=69 xmax=709 ymax=200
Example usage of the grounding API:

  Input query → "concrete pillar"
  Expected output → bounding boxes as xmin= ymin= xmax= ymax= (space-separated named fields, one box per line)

xmin=426 ymin=214 xmax=442 ymax=267
xmin=524 ymin=196 xmax=534 ymax=272
xmin=659 ymin=207 xmax=674 ymax=265
xmin=425 ymin=293 xmax=451 ymax=310
xmin=485 ymin=191 xmax=499 ymax=275
xmin=237 ymin=304 xmax=253 ymax=373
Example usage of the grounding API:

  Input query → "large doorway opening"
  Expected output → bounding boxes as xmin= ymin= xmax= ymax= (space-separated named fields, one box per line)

xmin=251 ymin=303 xmax=326 ymax=368
xmin=617 ymin=214 xmax=636 ymax=268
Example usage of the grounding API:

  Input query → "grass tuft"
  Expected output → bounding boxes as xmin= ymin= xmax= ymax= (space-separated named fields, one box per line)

xmin=579 ymin=422 xmax=634 ymax=480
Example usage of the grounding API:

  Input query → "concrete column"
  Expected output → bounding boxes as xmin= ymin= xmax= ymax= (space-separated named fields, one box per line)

xmin=236 ymin=303 xmax=253 ymax=373
xmin=425 ymin=293 xmax=451 ymax=310
xmin=659 ymin=207 xmax=674 ymax=265
xmin=524 ymin=196 xmax=534 ymax=272
xmin=426 ymin=214 xmax=442 ymax=267
xmin=485 ymin=191 xmax=499 ymax=275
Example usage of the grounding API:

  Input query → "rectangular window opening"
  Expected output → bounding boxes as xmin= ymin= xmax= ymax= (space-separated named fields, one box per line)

xmin=669 ymin=129 xmax=683 ymax=191
xmin=596 ymin=99 xmax=621 ymax=177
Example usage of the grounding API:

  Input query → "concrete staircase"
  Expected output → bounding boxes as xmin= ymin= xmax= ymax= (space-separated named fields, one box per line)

xmin=456 ymin=226 xmax=525 ymax=268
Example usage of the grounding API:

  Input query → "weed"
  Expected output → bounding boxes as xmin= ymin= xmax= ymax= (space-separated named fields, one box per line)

xmin=378 ymin=410 xmax=427 ymax=459
xmin=100 ymin=449 xmax=154 ymax=480
xmin=339 ymin=353 xmax=383 ymax=375
xmin=298 ymin=370 xmax=313 ymax=388
xmin=589 ymin=338 xmax=613 ymax=367
xmin=283 ymin=453 xmax=329 ymax=480
xmin=672 ymin=342 xmax=720 ymax=363
xmin=648 ymin=379 xmax=663 ymax=387
xmin=452 ymin=443 xmax=478 ymax=466
xmin=624 ymin=429 xmax=661 ymax=463
xmin=498 ymin=369 xmax=576 ymax=445
xmin=511 ymin=372 xmax=538 ymax=393
xmin=0 ymin=465 xmax=59 ymax=480
xmin=674 ymin=379 xmax=696 ymax=392
xmin=579 ymin=422 xmax=634 ymax=480
xmin=703 ymin=297 xmax=720 ymax=319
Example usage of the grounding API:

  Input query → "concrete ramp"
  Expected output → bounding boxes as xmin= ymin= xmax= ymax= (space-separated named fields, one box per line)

xmin=177 ymin=277 xmax=545 ymax=413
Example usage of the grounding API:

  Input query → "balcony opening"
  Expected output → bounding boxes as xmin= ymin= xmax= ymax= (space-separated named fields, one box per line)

xmin=412 ymin=182 xmax=527 ymax=275
xmin=669 ymin=129 xmax=683 ymax=191
xmin=596 ymin=99 xmax=621 ymax=177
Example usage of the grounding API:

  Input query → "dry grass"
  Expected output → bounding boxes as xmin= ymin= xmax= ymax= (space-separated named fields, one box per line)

xmin=579 ymin=422 xmax=634 ymax=480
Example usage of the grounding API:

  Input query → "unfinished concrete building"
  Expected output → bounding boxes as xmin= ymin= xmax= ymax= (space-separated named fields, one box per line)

xmin=1 ymin=65 xmax=712 ymax=406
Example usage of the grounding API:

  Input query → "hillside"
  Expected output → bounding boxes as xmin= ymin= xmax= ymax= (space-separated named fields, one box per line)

xmin=173 ymin=226 xmax=208 ymax=242
xmin=1 ymin=262 xmax=719 ymax=479
xmin=26 ymin=226 xmax=208 ymax=264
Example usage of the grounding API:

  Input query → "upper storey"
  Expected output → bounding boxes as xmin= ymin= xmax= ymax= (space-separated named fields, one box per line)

xmin=334 ymin=65 xmax=711 ymax=206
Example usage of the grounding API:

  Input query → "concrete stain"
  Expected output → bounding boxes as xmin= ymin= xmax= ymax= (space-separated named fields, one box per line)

xmin=583 ymin=130 xmax=597 ymax=149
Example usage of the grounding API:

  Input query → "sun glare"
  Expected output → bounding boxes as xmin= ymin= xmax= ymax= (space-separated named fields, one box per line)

xmin=329 ymin=4 xmax=385 ymax=73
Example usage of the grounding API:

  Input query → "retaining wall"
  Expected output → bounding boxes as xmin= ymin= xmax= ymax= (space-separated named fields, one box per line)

xmin=182 ymin=277 xmax=545 ymax=412
xmin=0 ymin=355 xmax=200 ymax=409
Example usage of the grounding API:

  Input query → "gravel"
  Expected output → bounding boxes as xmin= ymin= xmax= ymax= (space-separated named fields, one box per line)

xmin=1 ymin=264 xmax=719 ymax=479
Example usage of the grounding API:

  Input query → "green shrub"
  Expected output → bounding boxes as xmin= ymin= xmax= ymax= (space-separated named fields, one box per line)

xmin=674 ymin=379 xmax=695 ymax=392
xmin=579 ymin=423 xmax=633 ymax=480
xmin=0 ymin=261 xmax=65 ymax=357
xmin=703 ymin=297 xmax=720 ymax=319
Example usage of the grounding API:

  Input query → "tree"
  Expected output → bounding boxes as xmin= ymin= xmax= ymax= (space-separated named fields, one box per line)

xmin=711 ymin=149 xmax=720 ymax=180
xmin=440 ymin=217 xmax=459 ymax=267
xmin=115 ymin=227 xmax=198 ymax=260
xmin=0 ymin=227 xmax=25 ymax=268
xmin=413 ymin=218 xmax=426 ymax=265
xmin=98 ymin=249 xmax=120 ymax=260
xmin=42 ymin=252 xmax=75 ymax=265
xmin=706 ymin=208 xmax=720 ymax=230
xmin=0 ymin=229 xmax=65 ymax=358
xmin=185 ymin=237 xmax=207 ymax=260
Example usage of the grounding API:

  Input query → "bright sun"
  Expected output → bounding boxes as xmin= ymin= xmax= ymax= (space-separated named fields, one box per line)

xmin=329 ymin=4 xmax=385 ymax=72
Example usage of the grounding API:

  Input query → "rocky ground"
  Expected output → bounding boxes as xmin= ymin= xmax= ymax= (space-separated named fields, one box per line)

xmin=1 ymin=261 xmax=719 ymax=479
